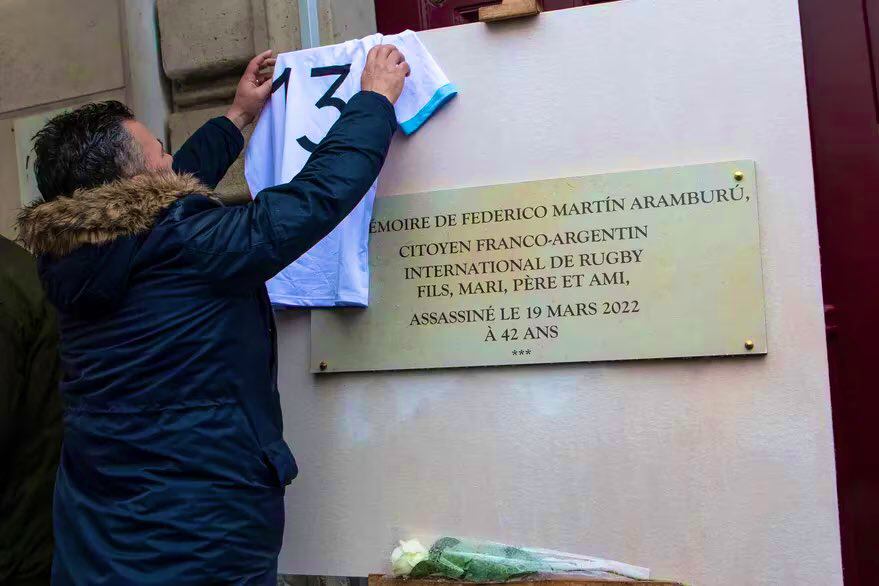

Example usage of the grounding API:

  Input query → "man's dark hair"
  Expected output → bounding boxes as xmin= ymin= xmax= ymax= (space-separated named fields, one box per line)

xmin=32 ymin=101 xmax=145 ymax=202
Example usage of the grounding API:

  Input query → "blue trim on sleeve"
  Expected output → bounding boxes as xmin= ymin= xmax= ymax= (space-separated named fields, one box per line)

xmin=398 ymin=83 xmax=458 ymax=135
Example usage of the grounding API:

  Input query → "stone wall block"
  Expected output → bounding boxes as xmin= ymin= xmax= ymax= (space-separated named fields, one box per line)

xmin=158 ymin=0 xmax=257 ymax=82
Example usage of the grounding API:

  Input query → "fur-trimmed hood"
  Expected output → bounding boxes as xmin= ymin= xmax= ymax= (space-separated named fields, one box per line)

xmin=17 ymin=172 xmax=213 ymax=319
xmin=17 ymin=172 xmax=210 ymax=257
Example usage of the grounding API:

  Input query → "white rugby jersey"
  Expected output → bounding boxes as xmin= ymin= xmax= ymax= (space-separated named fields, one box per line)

xmin=245 ymin=30 xmax=457 ymax=308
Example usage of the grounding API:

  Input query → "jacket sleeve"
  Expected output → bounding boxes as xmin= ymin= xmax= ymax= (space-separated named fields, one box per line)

xmin=181 ymin=91 xmax=397 ymax=287
xmin=0 ymin=244 xmax=60 ymax=470
xmin=172 ymin=116 xmax=245 ymax=189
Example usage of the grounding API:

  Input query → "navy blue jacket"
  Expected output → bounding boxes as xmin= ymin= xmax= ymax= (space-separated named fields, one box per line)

xmin=16 ymin=91 xmax=397 ymax=585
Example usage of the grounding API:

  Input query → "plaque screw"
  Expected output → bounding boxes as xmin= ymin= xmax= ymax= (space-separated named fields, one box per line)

xmin=733 ymin=170 xmax=745 ymax=182
xmin=319 ymin=361 xmax=328 ymax=371
xmin=744 ymin=339 xmax=755 ymax=351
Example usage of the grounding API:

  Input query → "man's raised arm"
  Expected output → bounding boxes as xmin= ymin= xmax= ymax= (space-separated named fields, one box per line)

xmin=172 ymin=51 xmax=277 ymax=188
xmin=180 ymin=45 xmax=410 ymax=287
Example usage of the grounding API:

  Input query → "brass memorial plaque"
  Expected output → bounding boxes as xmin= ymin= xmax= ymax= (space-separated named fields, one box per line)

xmin=310 ymin=161 xmax=767 ymax=373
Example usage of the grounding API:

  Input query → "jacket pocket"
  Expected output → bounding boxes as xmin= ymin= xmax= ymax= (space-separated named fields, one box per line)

xmin=261 ymin=439 xmax=298 ymax=486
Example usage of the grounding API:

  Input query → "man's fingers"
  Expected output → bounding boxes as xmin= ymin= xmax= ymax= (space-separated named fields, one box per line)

xmin=255 ymin=79 xmax=273 ymax=100
xmin=399 ymin=61 xmax=411 ymax=77
xmin=375 ymin=44 xmax=394 ymax=60
xmin=246 ymin=49 xmax=274 ymax=74
xmin=389 ymin=48 xmax=405 ymax=65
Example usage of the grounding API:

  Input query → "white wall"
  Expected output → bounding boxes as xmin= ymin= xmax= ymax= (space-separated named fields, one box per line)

xmin=275 ymin=1 xmax=843 ymax=584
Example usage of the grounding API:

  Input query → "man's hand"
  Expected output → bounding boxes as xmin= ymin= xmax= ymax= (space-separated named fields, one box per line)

xmin=226 ymin=50 xmax=277 ymax=130
xmin=361 ymin=45 xmax=410 ymax=105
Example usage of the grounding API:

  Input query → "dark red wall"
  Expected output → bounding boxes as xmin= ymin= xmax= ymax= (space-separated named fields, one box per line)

xmin=374 ymin=0 xmax=619 ymax=35
xmin=799 ymin=1 xmax=879 ymax=584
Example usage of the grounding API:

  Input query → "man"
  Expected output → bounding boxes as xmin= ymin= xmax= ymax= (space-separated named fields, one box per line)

xmin=0 ymin=236 xmax=62 ymax=585
xmin=17 ymin=45 xmax=409 ymax=585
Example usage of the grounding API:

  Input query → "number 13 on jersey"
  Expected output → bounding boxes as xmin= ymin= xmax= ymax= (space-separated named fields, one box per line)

xmin=271 ymin=64 xmax=352 ymax=154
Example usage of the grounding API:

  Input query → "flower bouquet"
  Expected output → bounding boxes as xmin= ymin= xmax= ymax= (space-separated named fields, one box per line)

xmin=390 ymin=537 xmax=649 ymax=582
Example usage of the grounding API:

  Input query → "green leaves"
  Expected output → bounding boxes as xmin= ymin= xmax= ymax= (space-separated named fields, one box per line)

xmin=409 ymin=537 xmax=546 ymax=581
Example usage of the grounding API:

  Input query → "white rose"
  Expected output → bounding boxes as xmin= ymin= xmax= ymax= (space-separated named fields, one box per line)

xmin=390 ymin=539 xmax=429 ymax=577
